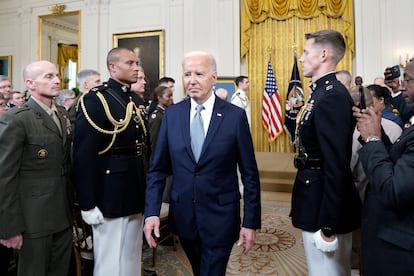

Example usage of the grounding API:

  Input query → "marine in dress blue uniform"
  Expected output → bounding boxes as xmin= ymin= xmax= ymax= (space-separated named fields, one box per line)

xmin=291 ymin=73 xmax=362 ymax=275
xmin=74 ymin=60 xmax=149 ymax=275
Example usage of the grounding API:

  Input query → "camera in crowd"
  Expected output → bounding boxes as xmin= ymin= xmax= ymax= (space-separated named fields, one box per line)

xmin=384 ymin=65 xmax=401 ymax=81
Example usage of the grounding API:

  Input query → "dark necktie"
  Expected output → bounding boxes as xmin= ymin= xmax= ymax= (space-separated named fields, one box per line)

xmin=191 ymin=105 xmax=205 ymax=162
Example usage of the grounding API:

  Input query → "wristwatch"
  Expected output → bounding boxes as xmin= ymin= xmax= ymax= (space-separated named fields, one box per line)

xmin=365 ymin=135 xmax=381 ymax=143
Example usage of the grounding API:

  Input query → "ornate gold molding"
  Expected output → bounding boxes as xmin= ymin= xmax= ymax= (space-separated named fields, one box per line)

xmin=48 ymin=4 xmax=66 ymax=15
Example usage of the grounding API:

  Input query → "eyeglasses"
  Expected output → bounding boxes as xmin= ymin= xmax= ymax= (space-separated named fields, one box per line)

xmin=402 ymin=78 xmax=414 ymax=86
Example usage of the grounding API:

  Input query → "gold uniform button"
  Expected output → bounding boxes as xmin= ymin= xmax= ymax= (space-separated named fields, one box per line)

xmin=37 ymin=149 xmax=48 ymax=159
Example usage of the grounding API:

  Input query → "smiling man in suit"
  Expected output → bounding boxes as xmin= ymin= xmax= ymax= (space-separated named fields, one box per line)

xmin=144 ymin=50 xmax=261 ymax=276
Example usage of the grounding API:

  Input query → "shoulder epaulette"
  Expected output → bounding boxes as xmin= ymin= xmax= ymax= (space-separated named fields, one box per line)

xmin=9 ymin=105 xmax=30 ymax=114
xmin=90 ymin=83 xmax=108 ymax=94
xmin=231 ymin=92 xmax=240 ymax=101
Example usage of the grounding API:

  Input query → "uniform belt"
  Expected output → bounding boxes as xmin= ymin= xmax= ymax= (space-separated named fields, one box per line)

xmin=102 ymin=144 xmax=144 ymax=157
xmin=294 ymin=155 xmax=323 ymax=170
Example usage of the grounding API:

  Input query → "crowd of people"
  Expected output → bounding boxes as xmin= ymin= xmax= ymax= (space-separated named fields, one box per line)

xmin=1 ymin=28 xmax=414 ymax=276
xmin=0 ymin=47 xmax=261 ymax=276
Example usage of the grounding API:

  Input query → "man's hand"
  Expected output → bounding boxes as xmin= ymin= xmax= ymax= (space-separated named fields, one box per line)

xmin=352 ymin=106 xmax=382 ymax=141
xmin=143 ymin=217 xmax=160 ymax=248
xmin=0 ymin=234 xmax=23 ymax=249
xmin=237 ymin=227 xmax=256 ymax=254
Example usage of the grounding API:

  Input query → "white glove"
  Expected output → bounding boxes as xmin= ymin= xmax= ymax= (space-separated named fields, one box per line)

xmin=312 ymin=229 xmax=338 ymax=252
xmin=81 ymin=206 xmax=104 ymax=225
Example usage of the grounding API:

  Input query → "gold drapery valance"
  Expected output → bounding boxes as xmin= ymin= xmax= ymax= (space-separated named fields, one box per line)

xmin=242 ymin=0 xmax=351 ymax=58
xmin=241 ymin=0 xmax=354 ymax=152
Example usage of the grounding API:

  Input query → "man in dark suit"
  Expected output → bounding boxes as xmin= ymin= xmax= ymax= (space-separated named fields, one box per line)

xmin=353 ymin=59 xmax=414 ymax=275
xmin=0 ymin=60 xmax=73 ymax=276
xmin=144 ymin=51 xmax=261 ymax=276
xmin=290 ymin=30 xmax=361 ymax=275
xmin=73 ymin=48 xmax=149 ymax=275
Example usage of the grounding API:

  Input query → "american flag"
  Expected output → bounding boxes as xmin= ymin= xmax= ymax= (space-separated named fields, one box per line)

xmin=262 ymin=61 xmax=283 ymax=141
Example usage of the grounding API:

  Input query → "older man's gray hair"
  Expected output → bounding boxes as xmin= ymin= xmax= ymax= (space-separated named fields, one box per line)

xmin=56 ymin=89 xmax=75 ymax=107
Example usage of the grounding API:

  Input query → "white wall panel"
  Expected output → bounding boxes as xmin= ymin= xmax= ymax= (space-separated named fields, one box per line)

xmin=354 ymin=0 xmax=414 ymax=83
xmin=111 ymin=1 xmax=163 ymax=33
xmin=3 ymin=0 xmax=414 ymax=94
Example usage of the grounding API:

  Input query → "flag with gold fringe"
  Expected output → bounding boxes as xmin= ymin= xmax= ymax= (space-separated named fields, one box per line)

xmin=284 ymin=54 xmax=304 ymax=144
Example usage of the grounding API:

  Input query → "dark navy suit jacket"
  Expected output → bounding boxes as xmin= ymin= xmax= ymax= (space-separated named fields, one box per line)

xmin=145 ymin=96 xmax=261 ymax=247
xmin=359 ymin=126 xmax=414 ymax=275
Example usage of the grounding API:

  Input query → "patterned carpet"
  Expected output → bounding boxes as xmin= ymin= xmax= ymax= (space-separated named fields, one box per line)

xmin=142 ymin=199 xmax=307 ymax=276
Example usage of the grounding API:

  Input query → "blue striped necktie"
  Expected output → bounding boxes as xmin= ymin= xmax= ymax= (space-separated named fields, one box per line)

xmin=191 ymin=105 xmax=205 ymax=162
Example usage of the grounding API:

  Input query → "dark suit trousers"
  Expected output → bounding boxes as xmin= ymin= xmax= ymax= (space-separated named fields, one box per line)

xmin=179 ymin=236 xmax=233 ymax=276
xmin=0 ymin=245 xmax=13 ymax=274
xmin=17 ymin=227 xmax=72 ymax=276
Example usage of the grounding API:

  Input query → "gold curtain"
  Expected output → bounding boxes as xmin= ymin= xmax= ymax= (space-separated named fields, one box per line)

xmin=57 ymin=44 xmax=78 ymax=89
xmin=241 ymin=0 xmax=354 ymax=152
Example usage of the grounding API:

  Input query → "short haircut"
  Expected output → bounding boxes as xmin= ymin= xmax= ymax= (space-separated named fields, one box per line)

xmin=305 ymin=29 xmax=346 ymax=64
xmin=336 ymin=70 xmax=352 ymax=87
xmin=235 ymin=76 xmax=248 ymax=87
xmin=183 ymin=51 xmax=217 ymax=73
xmin=215 ymin=88 xmax=228 ymax=100
xmin=56 ymin=89 xmax=75 ymax=106
xmin=107 ymin=47 xmax=133 ymax=70
xmin=0 ymin=75 xmax=10 ymax=82
xmin=76 ymin=69 xmax=100 ymax=88
xmin=158 ymin=77 xmax=175 ymax=85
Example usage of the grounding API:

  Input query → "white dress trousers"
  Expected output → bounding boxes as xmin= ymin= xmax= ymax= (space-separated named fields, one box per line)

xmin=92 ymin=213 xmax=144 ymax=276
xmin=302 ymin=230 xmax=352 ymax=276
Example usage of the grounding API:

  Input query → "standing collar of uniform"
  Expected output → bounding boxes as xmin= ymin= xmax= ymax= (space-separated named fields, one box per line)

xmin=190 ymin=92 xmax=215 ymax=112
xmin=107 ymin=78 xmax=131 ymax=93
xmin=311 ymin=72 xmax=336 ymax=91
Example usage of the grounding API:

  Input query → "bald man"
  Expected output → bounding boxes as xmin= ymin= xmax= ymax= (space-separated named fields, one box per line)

xmin=215 ymin=87 xmax=228 ymax=101
xmin=0 ymin=61 xmax=73 ymax=275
